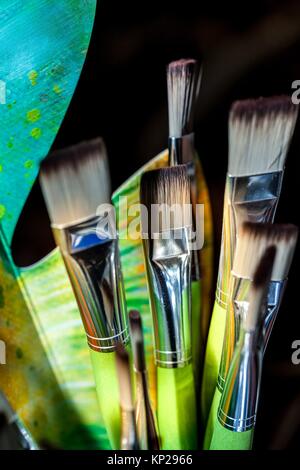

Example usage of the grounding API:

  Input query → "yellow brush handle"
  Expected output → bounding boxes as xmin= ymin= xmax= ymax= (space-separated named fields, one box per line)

xmin=201 ymin=301 xmax=227 ymax=425
xmin=90 ymin=350 xmax=120 ymax=449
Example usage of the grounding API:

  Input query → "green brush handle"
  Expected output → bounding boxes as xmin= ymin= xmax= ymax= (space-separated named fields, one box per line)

xmin=90 ymin=350 xmax=121 ymax=450
xmin=210 ymin=418 xmax=254 ymax=450
xmin=203 ymin=385 xmax=221 ymax=449
xmin=192 ymin=279 xmax=202 ymax=389
xmin=157 ymin=364 xmax=197 ymax=450
xmin=201 ymin=300 xmax=226 ymax=424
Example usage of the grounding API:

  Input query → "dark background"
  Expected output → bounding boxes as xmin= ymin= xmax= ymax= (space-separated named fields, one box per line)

xmin=11 ymin=0 xmax=300 ymax=449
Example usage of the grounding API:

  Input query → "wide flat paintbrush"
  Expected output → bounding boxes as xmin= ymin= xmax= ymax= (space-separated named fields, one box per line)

xmin=40 ymin=138 xmax=128 ymax=449
xmin=205 ymin=222 xmax=298 ymax=448
xmin=129 ymin=310 xmax=160 ymax=450
xmin=210 ymin=245 xmax=276 ymax=449
xmin=140 ymin=164 xmax=197 ymax=450
xmin=202 ymin=96 xmax=299 ymax=424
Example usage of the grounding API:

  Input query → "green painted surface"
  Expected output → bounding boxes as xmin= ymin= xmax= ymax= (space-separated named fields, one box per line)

xmin=0 ymin=0 xmax=112 ymax=449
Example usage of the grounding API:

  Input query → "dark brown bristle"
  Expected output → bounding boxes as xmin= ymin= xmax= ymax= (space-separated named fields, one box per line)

xmin=253 ymin=246 xmax=276 ymax=288
xmin=140 ymin=165 xmax=191 ymax=236
xmin=242 ymin=222 xmax=298 ymax=243
xmin=230 ymin=95 xmax=297 ymax=123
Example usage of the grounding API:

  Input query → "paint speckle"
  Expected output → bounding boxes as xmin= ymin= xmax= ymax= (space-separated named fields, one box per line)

xmin=7 ymin=140 xmax=13 ymax=149
xmin=0 ymin=205 xmax=6 ymax=219
xmin=27 ymin=109 xmax=41 ymax=123
xmin=30 ymin=128 xmax=42 ymax=139
xmin=0 ymin=164 xmax=2 ymax=172
xmin=24 ymin=160 xmax=33 ymax=169
xmin=33 ymin=420 xmax=39 ymax=427
xmin=53 ymin=84 xmax=62 ymax=95
xmin=28 ymin=70 xmax=38 ymax=86
xmin=16 ymin=347 xmax=23 ymax=359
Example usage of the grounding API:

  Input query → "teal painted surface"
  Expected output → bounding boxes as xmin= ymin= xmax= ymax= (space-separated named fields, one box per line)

xmin=0 ymin=0 xmax=96 ymax=245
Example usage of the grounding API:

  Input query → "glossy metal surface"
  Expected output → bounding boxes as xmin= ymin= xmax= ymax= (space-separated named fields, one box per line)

xmin=144 ymin=227 xmax=192 ymax=368
xmin=53 ymin=215 xmax=128 ymax=352
xmin=263 ymin=280 xmax=286 ymax=354
xmin=218 ymin=331 xmax=262 ymax=432
xmin=216 ymin=171 xmax=283 ymax=309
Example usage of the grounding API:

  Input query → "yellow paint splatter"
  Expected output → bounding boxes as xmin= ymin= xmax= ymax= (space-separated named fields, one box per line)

xmin=24 ymin=160 xmax=33 ymax=169
xmin=27 ymin=109 xmax=41 ymax=123
xmin=53 ymin=84 xmax=62 ymax=95
xmin=28 ymin=70 xmax=38 ymax=86
xmin=0 ymin=205 xmax=6 ymax=219
xmin=30 ymin=128 xmax=42 ymax=139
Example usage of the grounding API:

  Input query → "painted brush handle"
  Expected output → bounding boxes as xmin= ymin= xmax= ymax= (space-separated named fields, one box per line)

xmin=209 ymin=418 xmax=254 ymax=450
xmin=90 ymin=350 xmax=121 ymax=450
xmin=203 ymin=385 xmax=222 ymax=449
xmin=191 ymin=279 xmax=202 ymax=389
xmin=201 ymin=300 xmax=226 ymax=424
xmin=157 ymin=365 xmax=197 ymax=450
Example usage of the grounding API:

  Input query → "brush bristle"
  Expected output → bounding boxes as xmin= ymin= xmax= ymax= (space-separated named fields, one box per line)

xmin=228 ymin=96 xmax=298 ymax=176
xmin=140 ymin=165 xmax=192 ymax=236
xmin=233 ymin=222 xmax=298 ymax=281
xmin=167 ymin=58 xmax=201 ymax=138
xmin=244 ymin=245 xmax=276 ymax=332
xmin=40 ymin=138 xmax=111 ymax=226
xmin=115 ymin=343 xmax=134 ymax=412
xmin=129 ymin=310 xmax=146 ymax=372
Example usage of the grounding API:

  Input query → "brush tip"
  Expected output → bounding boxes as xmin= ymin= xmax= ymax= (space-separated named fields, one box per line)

xmin=129 ymin=310 xmax=146 ymax=372
xmin=115 ymin=343 xmax=134 ymax=411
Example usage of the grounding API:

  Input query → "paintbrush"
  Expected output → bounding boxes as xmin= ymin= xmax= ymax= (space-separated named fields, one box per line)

xmin=204 ymin=222 xmax=298 ymax=448
xmin=129 ymin=310 xmax=160 ymax=450
xmin=39 ymin=138 xmax=129 ymax=449
xmin=140 ymin=164 xmax=197 ymax=450
xmin=115 ymin=343 xmax=140 ymax=450
xmin=202 ymin=95 xmax=299 ymax=424
xmin=167 ymin=58 xmax=203 ymax=387
xmin=210 ymin=245 xmax=276 ymax=449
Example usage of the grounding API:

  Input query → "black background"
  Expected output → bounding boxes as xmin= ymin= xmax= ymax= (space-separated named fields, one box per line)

xmin=11 ymin=0 xmax=300 ymax=450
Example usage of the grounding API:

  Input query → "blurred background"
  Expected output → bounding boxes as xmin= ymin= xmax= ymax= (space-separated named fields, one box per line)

xmin=11 ymin=0 xmax=300 ymax=449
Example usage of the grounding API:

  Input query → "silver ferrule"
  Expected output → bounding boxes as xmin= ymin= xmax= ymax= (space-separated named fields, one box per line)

xmin=52 ymin=214 xmax=128 ymax=353
xmin=217 ymin=276 xmax=251 ymax=392
xmin=168 ymin=133 xmax=195 ymax=165
xmin=218 ymin=330 xmax=262 ymax=432
xmin=216 ymin=170 xmax=284 ymax=309
xmin=143 ymin=227 xmax=192 ymax=368
xmin=263 ymin=280 xmax=286 ymax=355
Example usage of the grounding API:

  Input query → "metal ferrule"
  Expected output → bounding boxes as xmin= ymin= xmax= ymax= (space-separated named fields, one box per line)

xmin=168 ymin=133 xmax=195 ymax=165
xmin=217 ymin=276 xmax=251 ymax=392
xmin=52 ymin=214 xmax=128 ymax=353
xmin=218 ymin=330 xmax=262 ymax=432
xmin=263 ymin=280 xmax=286 ymax=355
xmin=216 ymin=170 xmax=284 ymax=309
xmin=143 ymin=227 xmax=192 ymax=368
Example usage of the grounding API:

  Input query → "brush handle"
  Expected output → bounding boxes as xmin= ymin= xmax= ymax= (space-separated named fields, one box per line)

xmin=191 ymin=279 xmax=202 ymax=389
xmin=203 ymin=385 xmax=221 ymax=449
xmin=157 ymin=364 xmax=197 ymax=450
xmin=209 ymin=418 xmax=254 ymax=450
xmin=201 ymin=301 xmax=226 ymax=424
xmin=90 ymin=350 xmax=120 ymax=449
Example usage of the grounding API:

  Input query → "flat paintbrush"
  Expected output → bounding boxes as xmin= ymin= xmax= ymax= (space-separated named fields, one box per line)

xmin=40 ymin=138 xmax=129 ymax=449
xmin=129 ymin=310 xmax=160 ymax=450
xmin=202 ymin=96 xmax=299 ymax=424
xmin=140 ymin=164 xmax=197 ymax=450
xmin=205 ymin=222 xmax=298 ymax=448
xmin=210 ymin=245 xmax=276 ymax=449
